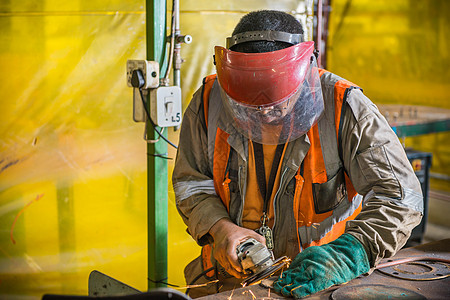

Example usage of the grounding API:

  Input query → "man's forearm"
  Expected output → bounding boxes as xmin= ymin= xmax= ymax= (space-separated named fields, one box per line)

xmin=345 ymin=197 xmax=422 ymax=266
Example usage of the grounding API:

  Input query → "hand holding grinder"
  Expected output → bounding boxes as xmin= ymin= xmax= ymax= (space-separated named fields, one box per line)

xmin=236 ymin=238 xmax=290 ymax=286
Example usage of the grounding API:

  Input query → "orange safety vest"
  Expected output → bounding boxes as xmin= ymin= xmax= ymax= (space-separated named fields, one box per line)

xmin=200 ymin=70 xmax=362 ymax=275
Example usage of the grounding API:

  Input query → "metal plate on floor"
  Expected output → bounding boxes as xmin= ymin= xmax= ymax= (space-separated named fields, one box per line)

xmin=331 ymin=284 xmax=426 ymax=300
xmin=377 ymin=260 xmax=450 ymax=280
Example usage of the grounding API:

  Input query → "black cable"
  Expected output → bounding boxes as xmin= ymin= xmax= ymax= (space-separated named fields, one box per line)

xmin=148 ymin=152 xmax=172 ymax=160
xmin=185 ymin=267 xmax=215 ymax=295
xmin=138 ymin=88 xmax=178 ymax=149
xmin=147 ymin=277 xmax=180 ymax=288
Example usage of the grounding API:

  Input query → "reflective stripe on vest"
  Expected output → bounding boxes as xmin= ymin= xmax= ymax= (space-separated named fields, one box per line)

xmin=201 ymin=70 xmax=362 ymax=252
xmin=200 ymin=75 xmax=220 ymax=277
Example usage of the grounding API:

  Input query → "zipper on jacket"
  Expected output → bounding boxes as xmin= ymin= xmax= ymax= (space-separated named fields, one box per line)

xmin=272 ymin=167 xmax=294 ymax=242
xmin=237 ymin=164 xmax=245 ymax=226
xmin=295 ymin=174 xmax=303 ymax=252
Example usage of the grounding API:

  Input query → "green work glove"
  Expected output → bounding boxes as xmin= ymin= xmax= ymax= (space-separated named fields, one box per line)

xmin=273 ymin=233 xmax=370 ymax=299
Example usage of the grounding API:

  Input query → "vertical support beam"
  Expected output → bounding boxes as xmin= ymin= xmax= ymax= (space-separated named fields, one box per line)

xmin=146 ymin=0 xmax=168 ymax=290
xmin=173 ymin=0 xmax=181 ymax=87
xmin=317 ymin=0 xmax=323 ymax=68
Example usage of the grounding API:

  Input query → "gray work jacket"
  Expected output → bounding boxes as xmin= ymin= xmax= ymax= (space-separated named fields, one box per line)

xmin=173 ymin=71 xmax=423 ymax=268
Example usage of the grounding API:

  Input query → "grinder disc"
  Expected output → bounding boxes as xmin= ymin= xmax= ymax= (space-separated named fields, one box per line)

xmin=241 ymin=256 xmax=290 ymax=287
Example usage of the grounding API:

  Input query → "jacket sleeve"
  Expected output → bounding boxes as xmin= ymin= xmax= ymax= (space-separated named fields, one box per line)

xmin=340 ymin=89 xmax=423 ymax=267
xmin=172 ymin=87 xmax=230 ymax=246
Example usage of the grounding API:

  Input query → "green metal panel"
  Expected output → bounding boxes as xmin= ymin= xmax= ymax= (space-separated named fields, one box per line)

xmin=393 ymin=120 xmax=450 ymax=138
xmin=146 ymin=0 xmax=168 ymax=290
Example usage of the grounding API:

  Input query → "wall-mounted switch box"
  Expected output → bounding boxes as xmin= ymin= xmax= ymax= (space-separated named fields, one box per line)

xmin=150 ymin=86 xmax=182 ymax=127
xmin=126 ymin=60 xmax=159 ymax=89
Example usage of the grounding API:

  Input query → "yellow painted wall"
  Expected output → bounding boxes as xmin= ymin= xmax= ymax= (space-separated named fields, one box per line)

xmin=0 ymin=0 xmax=312 ymax=298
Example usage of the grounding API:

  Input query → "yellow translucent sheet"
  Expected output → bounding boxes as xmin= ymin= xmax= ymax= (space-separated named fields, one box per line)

xmin=0 ymin=0 xmax=312 ymax=298
xmin=0 ymin=1 xmax=150 ymax=298
xmin=327 ymin=0 xmax=450 ymax=188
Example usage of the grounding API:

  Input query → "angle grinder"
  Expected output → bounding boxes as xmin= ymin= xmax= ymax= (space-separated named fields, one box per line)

xmin=236 ymin=238 xmax=290 ymax=286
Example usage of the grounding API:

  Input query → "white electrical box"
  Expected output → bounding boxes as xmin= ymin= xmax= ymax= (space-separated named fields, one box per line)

xmin=150 ymin=86 xmax=182 ymax=127
xmin=126 ymin=60 xmax=159 ymax=89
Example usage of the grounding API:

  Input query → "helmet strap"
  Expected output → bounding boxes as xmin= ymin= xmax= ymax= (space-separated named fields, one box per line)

xmin=226 ymin=30 xmax=304 ymax=49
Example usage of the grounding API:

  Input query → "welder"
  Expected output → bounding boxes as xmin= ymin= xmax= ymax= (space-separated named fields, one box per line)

xmin=172 ymin=10 xmax=423 ymax=298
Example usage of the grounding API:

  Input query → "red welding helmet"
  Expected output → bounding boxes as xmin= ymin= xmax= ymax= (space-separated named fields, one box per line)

xmin=215 ymin=41 xmax=314 ymax=107
xmin=215 ymin=41 xmax=324 ymax=144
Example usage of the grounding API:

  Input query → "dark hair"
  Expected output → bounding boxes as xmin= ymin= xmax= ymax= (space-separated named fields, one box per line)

xmin=231 ymin=10 xmax=304 ymax=53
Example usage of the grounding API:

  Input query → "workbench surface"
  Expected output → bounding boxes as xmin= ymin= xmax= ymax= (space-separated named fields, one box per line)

xmin=378 ymin=104 xmax=450 ymax=137
xmin=198 ymin=239 xmax=450 ymax=300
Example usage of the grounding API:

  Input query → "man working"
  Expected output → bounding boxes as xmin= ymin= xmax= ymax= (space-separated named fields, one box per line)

xmin=173 ymin=10 xmax=423 ymax=298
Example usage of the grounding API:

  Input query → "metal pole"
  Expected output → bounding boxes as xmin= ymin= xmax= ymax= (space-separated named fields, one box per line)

xmin=173 ymin=0 xmax=181 ymax=87
xmin=317 ymin=0 xmax=323 ymax=68
xmin=146 ymin=0 xmax=168 ymax=290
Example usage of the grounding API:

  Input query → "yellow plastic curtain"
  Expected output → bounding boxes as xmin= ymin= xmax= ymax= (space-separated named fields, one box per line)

xmin=0 ymin=1 xmax=149 ymax=297
xmin=327 ymin=0 xmax=450 ymax=186
xmin=3 ymin=0 xmax=447 ymax=298
xmin=0 ymin=0 xmax=312 ymax=298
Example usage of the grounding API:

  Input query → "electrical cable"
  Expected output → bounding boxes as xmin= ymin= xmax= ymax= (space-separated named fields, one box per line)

xmin=147 ymin=277 xmax=180 ymax=288
xmin=149 ymin=152 xmax=172 ymax=160
xmin=137 ymin=87 xmax=178 ymax=150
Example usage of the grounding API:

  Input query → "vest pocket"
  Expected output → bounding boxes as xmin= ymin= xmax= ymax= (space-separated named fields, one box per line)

xmin=312 ymin=167 xmax=347 ymax=214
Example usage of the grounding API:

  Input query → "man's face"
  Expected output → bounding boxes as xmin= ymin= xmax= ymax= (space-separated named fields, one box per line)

xmin=256 ymin=88 xmax=300 ymax=125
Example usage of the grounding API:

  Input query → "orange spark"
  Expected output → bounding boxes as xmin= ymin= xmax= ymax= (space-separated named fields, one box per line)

xmin=182 ymin=279 xmax=219 ymax=289
xmin=227 ymin=287 xmax=235 ymax=300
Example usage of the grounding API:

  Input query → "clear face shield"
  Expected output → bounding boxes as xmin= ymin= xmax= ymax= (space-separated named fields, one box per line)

xmin=215 ymin=41 xmax=324 ymax=145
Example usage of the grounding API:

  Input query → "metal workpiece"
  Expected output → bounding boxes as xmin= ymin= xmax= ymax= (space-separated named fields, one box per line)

xmin=198 ymin=239 xmax=450 ymax=300
xmin=85 ymin=271 xmax=192 ymax=300
xmin=377 ymin=260 xmax=449 ymax=281
xmin=88 ymin=270 xmax=141 ymax=296
xmin=330 ymin=284 xmax=427 ymax=300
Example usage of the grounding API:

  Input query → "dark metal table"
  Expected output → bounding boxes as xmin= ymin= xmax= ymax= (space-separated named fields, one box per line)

xmin=199 ymin=239 xmax=450 ymax=300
